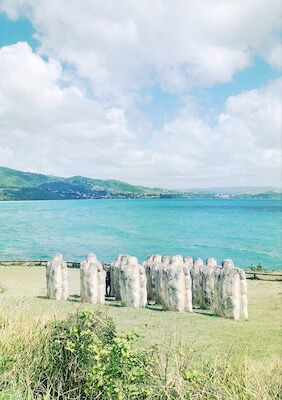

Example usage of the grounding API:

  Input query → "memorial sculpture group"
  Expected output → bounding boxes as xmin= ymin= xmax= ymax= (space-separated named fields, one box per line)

xmin=46 ymin=253 xmax=248 ymax=320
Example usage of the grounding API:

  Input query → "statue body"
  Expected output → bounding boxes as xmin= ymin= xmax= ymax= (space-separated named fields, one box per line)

xmin=213 ymin=259 xmax=248 ymax=320
xmin=111 ymin=254 xmax=129 ymax=300
xmin=46 ymin=253 xmax=68 ymax=300
xmin=200 ymin=258 xmax=218 ymax=310
xmin=80 ymin=253 xmax=106 ymax=304
xmin=183 ymin=256 xmax=193 ymax=312
xmin=191 ymin=258 xmax=204 ymax=307
xmin=155 ymin=256 xmax=171 ymax=305
xmin=144 ymin=254 xmax=162 ymax=301
xmin=120 ymin=256 xmax=147 ymax=308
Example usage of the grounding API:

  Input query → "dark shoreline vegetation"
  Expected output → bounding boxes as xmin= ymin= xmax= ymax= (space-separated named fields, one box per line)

xmin=0 ymin=166 xmax=281 ymax=201
xmin=0 ymin=309 xmax=280 ymax=400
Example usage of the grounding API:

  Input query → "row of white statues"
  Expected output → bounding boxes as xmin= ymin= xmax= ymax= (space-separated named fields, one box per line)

xmin=46 ymin=253 xmax=248 ymax=320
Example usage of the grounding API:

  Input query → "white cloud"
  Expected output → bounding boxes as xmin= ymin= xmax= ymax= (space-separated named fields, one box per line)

xmin=265 ymin=43 xmax=282 ymax=71
xmin=224 ymin=80 xmax=282 ymax=148
xmin=149 ymin=78 xmax=281 ymax=187
xmin=0 ymin=42 xmax=280 ymax=188
xmin=0 ymin=42 xmax=142 ymax=178
xmin=0 ymin=0 xmax=281 ymax=102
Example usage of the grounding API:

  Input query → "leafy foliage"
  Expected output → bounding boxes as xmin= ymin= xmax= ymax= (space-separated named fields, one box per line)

xmin=41 ymin=310 xmax=156 ymax=399
xmin=249 ymin=263 xmax=268 ymax=272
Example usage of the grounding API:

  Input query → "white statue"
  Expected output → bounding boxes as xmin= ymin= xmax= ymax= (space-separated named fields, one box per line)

xmin=110 ymin=254 xmax=121 ymax=299
xmin=238 ymin=268 xmax=248 ymax=320
xmin=213 ymin=259 xmax=248 ymax=320
xmin=155 ymin=255 xmax=171 ymax=304
xmin=159 ymin=255 xmax=193 ymax=312
xmin=139 ymin=261 xmax=148 ymax=307
xmin=200 ymin=258 xmax=218 ymax=309
xmin=80 ymin=253 xmax=106 ymax=304
xmin=111 ymin=254 xmax=129 ymax=300
xmin=191 ymin=258 xmax=204 ymax=306
xmin=163 ymin=255 xmax=185 ymax=312
xmin=144 ymin=254 xmax=154 ymax=301
xmin=61 ymin=258 xmax=69 ymax=300
xmin=46 ymin=253 xmax=68 ymax=300
xmin=183 ymin=256 xmax=193 ymax=312
xmin=144 ymin=254 xmax=162 ymax=301
xmin=120 ymin=256 xmax=147 ymax=308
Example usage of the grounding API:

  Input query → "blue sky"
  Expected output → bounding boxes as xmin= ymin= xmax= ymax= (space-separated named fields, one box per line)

xmin=0 ymin=1 xmax=281 ymax=187
xmin=0 ymin=13 xmax=38 ymax=49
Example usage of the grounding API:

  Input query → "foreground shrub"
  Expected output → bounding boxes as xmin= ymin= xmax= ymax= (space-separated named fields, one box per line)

xmin=43 ymin=309 xmax=156 ymax=399
xmin=249 ymin=263 xmax=268 ymax=272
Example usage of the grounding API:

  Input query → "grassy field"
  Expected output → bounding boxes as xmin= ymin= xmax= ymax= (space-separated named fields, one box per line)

xmin=0 ymin=265 xmax=281 ymax=399
xmin=0 ymin=265 xmax=281 ymax=362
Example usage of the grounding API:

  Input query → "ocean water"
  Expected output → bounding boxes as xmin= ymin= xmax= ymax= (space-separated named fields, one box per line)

xmin=0 ymin=199 xmax=281 ymax=269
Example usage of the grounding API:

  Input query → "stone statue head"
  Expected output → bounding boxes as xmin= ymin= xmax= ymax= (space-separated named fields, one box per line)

xmin=120 ymin=254 xmax=130 ymax=264
xmin=86 ymin=253 xmax=97 ymax=262
xmin=128 ymin=256 xmax=138 ymax=265
xmin=171 ymin=254 xmax=183 ymax=263
xmin=193 ymin=258 xmax=204 ymax=268
xmin=162 ymin=255 xmax=171 ymax=264
xmin=206 ymin=257 xmax=217 ymax=267
xmin=184 ymin=256 xmax=193 ymax=267
xmin=170 ymin=254 xmax=183 ymax=265
xmin=222 ymin=259 xmax=234 ymax=268
xmin=153 ymin=254 xmax=162 ymax=264
xmin=52 ymin=253 xmax=63 ymax=261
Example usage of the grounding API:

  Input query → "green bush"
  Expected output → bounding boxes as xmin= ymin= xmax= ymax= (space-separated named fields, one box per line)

xmin=249 ymin=263 xmax=268 ymax=272
xmin=42 ymin=310 xmax=156 ymax=399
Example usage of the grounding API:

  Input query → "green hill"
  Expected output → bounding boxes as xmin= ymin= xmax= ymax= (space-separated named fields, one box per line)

xmin=0 ymin=166 xmax=167 ymax=200
xmin=0 ymin=166 xmax=280 ymax=201
xmin=0 ymin=166 xmax=61 ymax=189
xmin=65 ymin=176 xmax=164 ymax=195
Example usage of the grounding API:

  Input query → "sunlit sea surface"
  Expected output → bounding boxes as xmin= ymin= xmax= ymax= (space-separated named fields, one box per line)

xmin=0 ymin=199 xmax=281 ymax=269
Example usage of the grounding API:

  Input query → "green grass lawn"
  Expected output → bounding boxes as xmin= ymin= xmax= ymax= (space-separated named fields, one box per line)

xmin=0 ymin=265 xmax=281 ymax=363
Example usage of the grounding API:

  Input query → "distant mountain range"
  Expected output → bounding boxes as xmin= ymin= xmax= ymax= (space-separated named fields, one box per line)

xmin=0 ymin=166 xmax=281 ymax=201
xmin=177 ymin=186 xmax=281 ymax=195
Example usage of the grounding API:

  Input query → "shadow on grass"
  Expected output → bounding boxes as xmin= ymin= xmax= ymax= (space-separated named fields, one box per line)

xmin=107 ymin=303 xmax=122 ymax=308
xmin=37 ymin=295 xmax=82 ymax=303
xmin=194 ymin=310 xmax=220 ymax=318
xmin=35 ymin=295 xmax=222 ymax=318
xmin=68 ymin=294 xmax=82 ymax=302
xmin=146 ymin=305 xmax=164 ymax=312
xmin=106 ymin=302 xmax=165 ymax=311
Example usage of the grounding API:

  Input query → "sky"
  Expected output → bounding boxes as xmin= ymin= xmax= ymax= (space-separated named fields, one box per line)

xmin=0 ymin=0 xmax=281 ymax=189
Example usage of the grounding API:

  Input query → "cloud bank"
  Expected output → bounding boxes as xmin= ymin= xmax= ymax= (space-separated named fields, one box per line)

xmin=0 ymin=0 xmax=281 ymax=187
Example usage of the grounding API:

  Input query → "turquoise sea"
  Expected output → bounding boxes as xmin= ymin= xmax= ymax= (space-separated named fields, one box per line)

xmin=0 ymin=199 xmax=281 ymax=269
